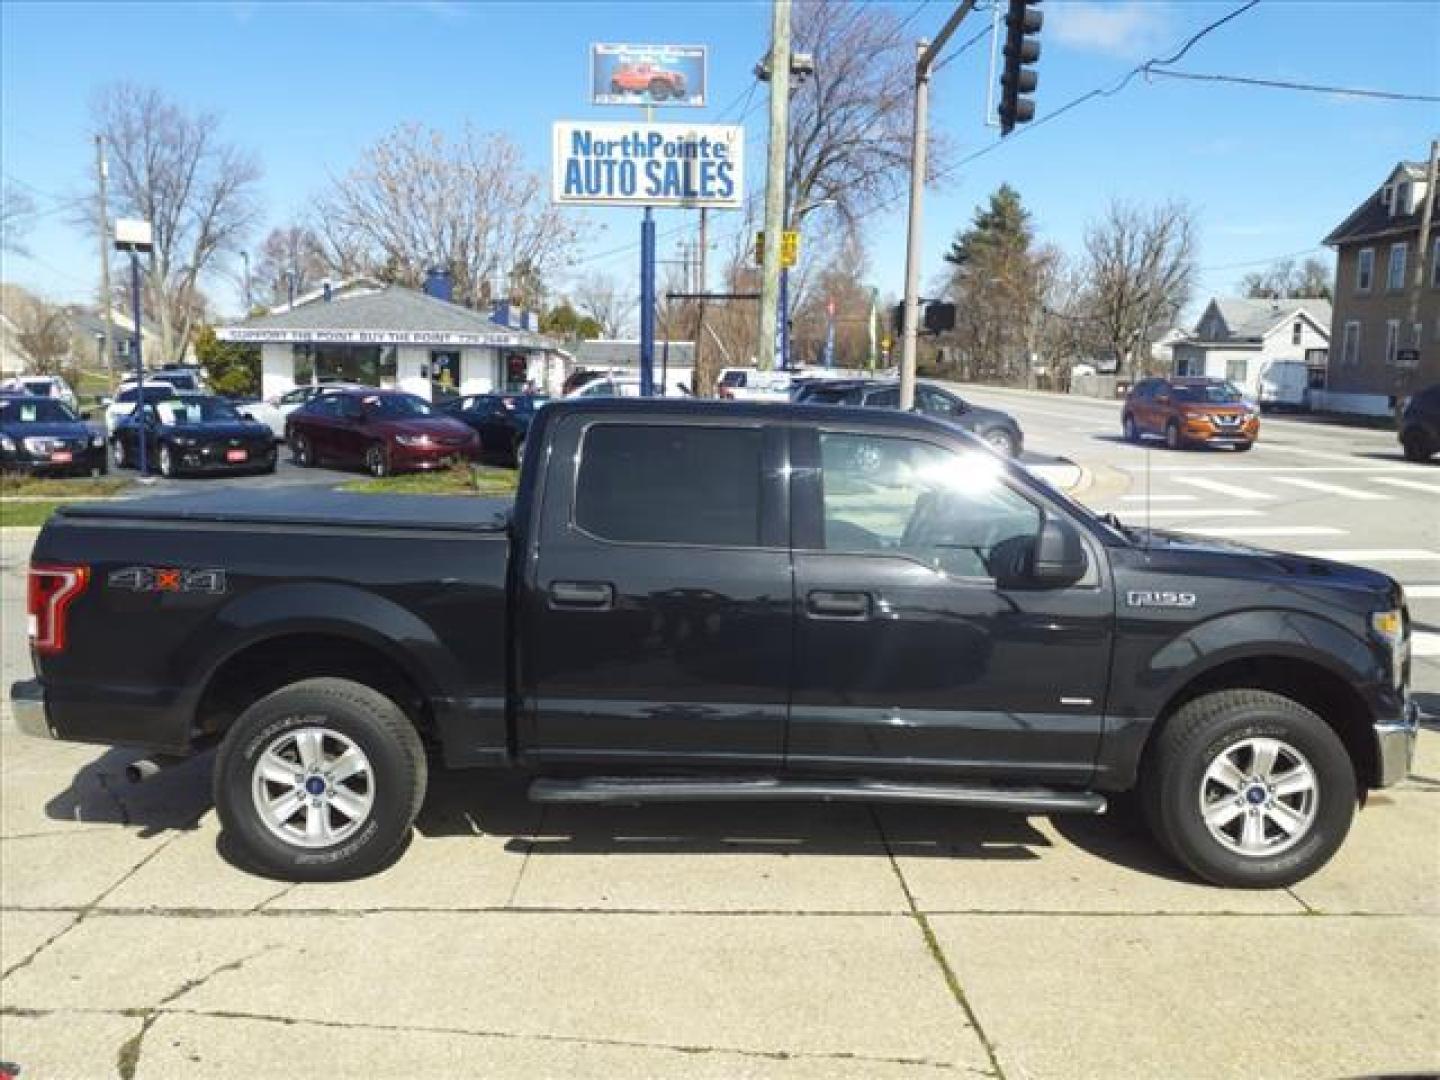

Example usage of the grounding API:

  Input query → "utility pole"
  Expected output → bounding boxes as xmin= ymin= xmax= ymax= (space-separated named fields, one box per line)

xmin=695 ymin=207 xmax=709 ymax=395
xmin=900 ymin=1 xmax=980 ymax=410
xmin=95 ymin=135 xmax=118 ymax=393
xmin=757 ymin=0 xmax=791 ymax=371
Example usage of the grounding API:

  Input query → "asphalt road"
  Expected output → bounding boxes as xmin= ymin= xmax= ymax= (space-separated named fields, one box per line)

xmin=945 ymin=382 xmax=1440 ymax=704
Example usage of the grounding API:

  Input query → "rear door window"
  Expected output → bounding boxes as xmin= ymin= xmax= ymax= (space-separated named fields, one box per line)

xmin=575 ymin=424 xmax=764 ymax=547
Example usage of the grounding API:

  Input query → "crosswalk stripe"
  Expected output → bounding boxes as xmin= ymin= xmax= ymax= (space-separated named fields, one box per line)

xmin=1129 ymin=508 xmax=1264 ymax=519
xmin=1371 ymin=477 xmax=1440 ymax=495
xmin=1301 ymin=549 xmax=1440 ymax=561
xmin=1412 ymin=632 xmax=1440 ymax=658
xmin=1183 ymin=526 xmax=1345 ymax=537
xmin=1173 ymin=477 xmax=1272 ymax=501
xmin=1405 ymin=586 xmax=1440 ymax=599
xmin=1269 ymin=477 xmax=1391 ymax=501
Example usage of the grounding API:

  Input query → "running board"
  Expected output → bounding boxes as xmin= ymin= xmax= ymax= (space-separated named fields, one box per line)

xmin=527 ymin=777 xmax=1106 ymax=814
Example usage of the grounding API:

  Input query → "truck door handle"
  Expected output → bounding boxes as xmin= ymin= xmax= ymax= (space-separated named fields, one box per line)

xmin=549 ymin=580 xmax=614 ymax=610
xmin=807 ymin=590 xmax=870 ymax=618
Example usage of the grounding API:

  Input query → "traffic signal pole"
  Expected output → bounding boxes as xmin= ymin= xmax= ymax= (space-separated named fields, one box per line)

xmin=900 ymin=1 xmax=977 ymax=411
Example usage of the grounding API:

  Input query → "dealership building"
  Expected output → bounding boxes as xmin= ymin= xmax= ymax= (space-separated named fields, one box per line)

xmin=217 ymin=275 xmax=564 ymax=401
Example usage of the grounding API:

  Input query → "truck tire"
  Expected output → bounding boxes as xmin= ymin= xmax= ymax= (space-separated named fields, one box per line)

xmin=213 ymin=677 xmax=428 ymax=881
xmin=1141 ymin=689 xmax=1355 ymax=888
xmin=1401 ymin=431 xmax=1432 ymax=463
xmin=1164 ymin=419 xmax=1184 ymax=451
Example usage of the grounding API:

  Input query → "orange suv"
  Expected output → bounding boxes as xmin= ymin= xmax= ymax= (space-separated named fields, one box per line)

xmin=1121 ymin=377 xmax=1259 ymax=451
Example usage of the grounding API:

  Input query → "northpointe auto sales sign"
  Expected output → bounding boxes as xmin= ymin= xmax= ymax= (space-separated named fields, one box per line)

xmin=552 ymin=121 xmax=743 ymax=209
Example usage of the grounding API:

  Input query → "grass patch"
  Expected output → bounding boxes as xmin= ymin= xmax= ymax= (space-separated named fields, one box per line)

xmin=0 ymin=500 xmax=68 ymax=527
xmin=340 ymin=464 xmax=518 ymax=497
xmin=0 ymin=474 xmax=130 ymax=498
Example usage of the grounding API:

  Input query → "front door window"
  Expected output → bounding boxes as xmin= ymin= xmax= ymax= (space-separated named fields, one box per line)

xmin=430 ymin=351 xmax=461 ymax=401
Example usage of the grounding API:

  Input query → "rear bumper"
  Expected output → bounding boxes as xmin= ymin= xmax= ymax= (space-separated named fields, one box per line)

xmin=9 ymin=679 xmax=52 ymax=739
xmin=1374 ymin=698 xmax=1420 ymax=788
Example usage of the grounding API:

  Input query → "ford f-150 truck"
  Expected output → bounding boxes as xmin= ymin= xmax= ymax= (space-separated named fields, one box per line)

xmin=10 ymin=400 xmax=1418 ymax=886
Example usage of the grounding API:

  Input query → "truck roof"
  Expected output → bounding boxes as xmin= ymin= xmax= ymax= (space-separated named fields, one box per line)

xmin=540 ymin=396 xmax=963 ymax=437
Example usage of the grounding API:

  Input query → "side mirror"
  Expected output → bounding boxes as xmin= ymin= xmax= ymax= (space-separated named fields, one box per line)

xmin=1032 ymin=516 xmax=1087 ymax=585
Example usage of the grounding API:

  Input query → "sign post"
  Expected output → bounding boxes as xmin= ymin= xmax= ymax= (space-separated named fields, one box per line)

xmin=114 ymin=218 xmax=153 ymax=479
xmin=640 ymin=208 xmax=656 ymax=396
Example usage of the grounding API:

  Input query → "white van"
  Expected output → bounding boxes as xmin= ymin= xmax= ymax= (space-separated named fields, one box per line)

xmin=1256 ymin=359 xmax=1309 ymax=412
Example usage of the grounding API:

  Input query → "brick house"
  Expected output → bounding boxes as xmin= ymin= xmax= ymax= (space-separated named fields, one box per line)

xmin=1320 ymin=159 xmax=1439 ymax=416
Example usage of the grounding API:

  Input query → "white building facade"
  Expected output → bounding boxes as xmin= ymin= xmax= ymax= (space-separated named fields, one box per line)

xmin=1172 ymin=297 xmax=1331 ymax=399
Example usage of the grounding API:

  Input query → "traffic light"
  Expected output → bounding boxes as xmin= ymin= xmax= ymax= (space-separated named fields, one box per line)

xmin=999 ymin=0 xmax=1043 ymax=136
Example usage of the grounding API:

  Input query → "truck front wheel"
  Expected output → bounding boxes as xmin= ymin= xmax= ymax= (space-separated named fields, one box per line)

xmin=1141 ymin=689 xmax=1355 ymax=888
xmin=213 ymin=678 xmax=427 ymax=881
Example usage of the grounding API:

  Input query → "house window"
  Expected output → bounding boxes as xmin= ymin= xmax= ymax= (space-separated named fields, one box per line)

xmin=1387 ymin=243 xmax=1407 ymax=291
xmin=1226 ymin=357 xmax=1249 ymax=384
xmin=1397 ymin=182 xmax=1412 ymax=214
xmin=1341 ymin=321 xmax=1360 ymax=365
xmin=1382 ymin=185 xmax=1394 ymax=213
xmin=1414 ymin=322 xmax=1424 ymax=348
xmin=1356 ymin=248 xmax=1374 ymax=292
xmin=1385 ymin=320 xmax=1400 ymax=364
xmin=1291 ymin=320 xmax=1303 ymax=346
xmin=1431 ymin=236 xmax=1439 ymax=287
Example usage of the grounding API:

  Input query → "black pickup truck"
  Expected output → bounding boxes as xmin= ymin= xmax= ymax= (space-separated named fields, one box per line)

xmin=10 ymin=400 xmax=1418 ymax=886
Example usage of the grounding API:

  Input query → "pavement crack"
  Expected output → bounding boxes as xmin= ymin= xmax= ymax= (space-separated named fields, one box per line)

xmin=503 ymin=803 xmax=547 ymax=907
xmin=869 ymin=806 xmax=1008 ymax=1080
xmin=0 ymin=912 xmax=83 ymax=982
xmin=251 ymin=884 xmax=296 ymax=912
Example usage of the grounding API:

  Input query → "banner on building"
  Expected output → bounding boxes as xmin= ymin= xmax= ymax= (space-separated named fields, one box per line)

xmin=552 ymin=121 xmax=743 ymax=209
xmin=591 ymin=43 xmax=706 ymax=107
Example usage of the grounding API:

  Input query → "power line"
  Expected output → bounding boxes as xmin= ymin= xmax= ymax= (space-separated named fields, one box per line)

xmin=1146 ymin=69 xmax=1440 ymax=104
xmin=933 ymin=24 xmax=990 ymax=73
xmin=1201 ymin=246 xmax=1327 ymax=272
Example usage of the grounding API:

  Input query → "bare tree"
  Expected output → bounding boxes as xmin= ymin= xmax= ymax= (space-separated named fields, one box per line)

xmin=1 ymin=183 xmax=36 ymax=256
xmin=573 ymin=272 xmax=638 ymax=338
xmin=315 ymin=123 xmax=580 ymax=310
xmin=92 ymin=82 xmax=261 ymax=363
xmin=782 ymin=0 xmax=947 ymax=313
xmin=1081 ymin=199 xmax=1198 ymax=379
xmin=252 ymin=225 xmax=330 ymax=308
xmin=1237 ymin=255 xmax=1333 ymax=301
xmin=1 ymin=286 xmax=72 ymax=374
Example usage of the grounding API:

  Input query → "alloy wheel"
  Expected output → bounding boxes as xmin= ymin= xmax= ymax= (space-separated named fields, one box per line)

xmin=1198 ymin=736 xmax=1318 ymax=857
xmin=250 ymin=726 xmax=376 ymax=849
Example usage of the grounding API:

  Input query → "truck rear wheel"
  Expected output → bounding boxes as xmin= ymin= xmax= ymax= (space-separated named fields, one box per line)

xmin=1141 ymin=689 xmax=1354 ymax=888
xmin=213 ymin=677 xmax=427 ymax=881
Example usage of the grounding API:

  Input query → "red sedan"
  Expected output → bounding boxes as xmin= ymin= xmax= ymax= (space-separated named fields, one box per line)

xmin=285 ymin=389 xmax=479 ymax=477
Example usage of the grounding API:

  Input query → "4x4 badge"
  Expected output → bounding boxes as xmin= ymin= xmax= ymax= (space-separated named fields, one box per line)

xmin=107 ymin=567 xmax=227 ymax=594
xmin=1127 ymin=590 xmax=1197 ymax=609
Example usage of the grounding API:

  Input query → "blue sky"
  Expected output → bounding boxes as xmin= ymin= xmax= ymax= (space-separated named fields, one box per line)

xmin=2 ymin=0 xmax=1437 ymax=322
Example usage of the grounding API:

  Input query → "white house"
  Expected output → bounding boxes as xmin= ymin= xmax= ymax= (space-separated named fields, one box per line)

xmin=217 ymin=280 xmax=564 ymax=401
xmin=1171 ymin=297 xmax=1331 ymax=398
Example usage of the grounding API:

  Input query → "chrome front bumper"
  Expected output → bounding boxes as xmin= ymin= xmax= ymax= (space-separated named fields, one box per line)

xmin=8 ymin=679 xmax=52 ymax=740
xmin=1374 ymin=699 xmax=1420 ymax=788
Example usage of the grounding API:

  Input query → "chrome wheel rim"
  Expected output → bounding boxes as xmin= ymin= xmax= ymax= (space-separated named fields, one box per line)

xmin=250 ymin=726 xmax=375 ymax=849
xmin=294 ymin=436 xmax=309 ymax=465
xmin=367 ymin=446 xmax=385 ymax=476
xmin=1199 ymin=737 xmax=1318 ymax=857
xmin=111 ymin=440 xmax=124 ymax=466
xmin=160 ymin=446 xmax=173 ymax=476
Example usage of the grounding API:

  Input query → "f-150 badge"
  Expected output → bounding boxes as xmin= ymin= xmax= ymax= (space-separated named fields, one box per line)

xmin=1127 ymin=590 xmax=1197 ymax=609
xmin=107 ymin=567 xmax=227 ymax=594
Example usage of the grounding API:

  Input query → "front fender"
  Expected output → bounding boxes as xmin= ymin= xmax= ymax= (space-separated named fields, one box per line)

xmin=173 ymin=581 xmax=465 ymax=711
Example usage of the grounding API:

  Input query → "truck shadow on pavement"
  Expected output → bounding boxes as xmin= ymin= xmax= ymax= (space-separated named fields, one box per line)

xmin=42 ymin=747 xmax=213 ymax=838
xmin=37 ymin=748 xmax=1231 ymax=886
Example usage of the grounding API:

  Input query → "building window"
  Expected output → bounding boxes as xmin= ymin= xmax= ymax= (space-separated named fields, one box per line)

xmin=1397 ymin=182 xmax=1412 ymax=214
xmin=1387 ymin=243 xmax=1407 ymax=291
xmin=1414 ymin=322 xmax=1424 ymax=348
xmin=1381 ymin=185 xmax=1394 ymax=213
xmin=1356 ymin=248 xmax=1374 ymax=292
xmin=1341 ymin=321 xmax=1360 ymax=366
xmin=1385 ymin=320 xmax=1400 ymax=365
xmin=1226 ymin=357 xmax=1249 ymax=384
xmin=1291 ymin=320 xmax=1303 ymax=345
xmin=1432 ymin=236 xmax=1440 ymax=287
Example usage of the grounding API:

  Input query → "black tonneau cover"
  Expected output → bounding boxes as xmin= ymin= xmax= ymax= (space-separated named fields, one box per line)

xmin=55 ymin=489 xmax=511 ymax=532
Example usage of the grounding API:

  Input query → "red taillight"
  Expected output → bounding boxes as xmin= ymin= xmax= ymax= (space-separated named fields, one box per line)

xmin=28 ymin=563 xmax=89 ymax=654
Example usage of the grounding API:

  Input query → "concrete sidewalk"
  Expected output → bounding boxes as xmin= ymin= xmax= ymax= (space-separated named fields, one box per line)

xmin=1 ymin=716 xmax=1436 ymax=1079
